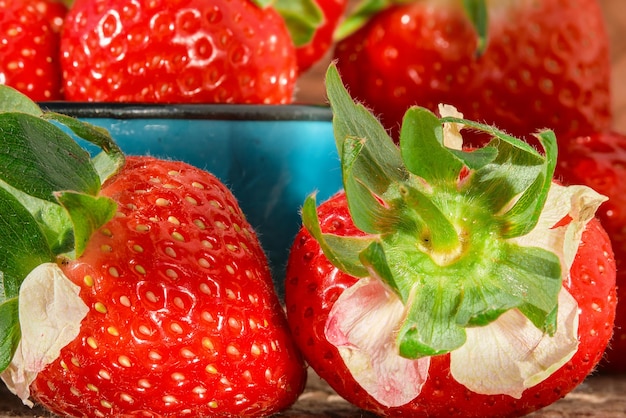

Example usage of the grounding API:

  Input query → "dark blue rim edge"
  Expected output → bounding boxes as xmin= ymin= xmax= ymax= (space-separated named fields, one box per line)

xmin=38 ymin=102 xmax=333 ymax=122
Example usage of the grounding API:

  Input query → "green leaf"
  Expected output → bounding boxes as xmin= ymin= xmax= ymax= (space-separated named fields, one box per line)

xmin=326 ymin=63 xmax=406 ymax=194
xmin=0 ymin=180 xmax=73 ymax=255
xmin=494 ymin=243 xmax=562 ymax=334
xmin=302 ymin=194 xmax=374 ymax=277
xmin=463 ymin=0 xmax=488 ymax=55
xmin=44 ymin=112 xmax=125 ymax=184
xmin=274 ymin=0 xmax=324 ymax=47
xmin=0 ymin=187 xmax=53 ymax=299
xmin=333 ymin=0 xmax=392 ymax=40
xmin=448 ymin=146 xmax=498 ymax=170
xmin=341 ymin=136 xmax=401 ymax=234
xmin=0 ymin=86 xmax=43 ymax=116
xmin=55 ymin=192 xmax=117 ymax=258
xmin=0 ymin=113 xmax=101 ymax=202
xmin=397 ymin=279 xmax=466 ymax=358
xmin=359 ymin=241 xmax=403 ymax=298
xmin=498 ymin=130 xmax=557 ymax=238
xmin=400 ymin=106 xmax=463 ymax=183
xmin=0 ymin=297 xmax=20 ymax=372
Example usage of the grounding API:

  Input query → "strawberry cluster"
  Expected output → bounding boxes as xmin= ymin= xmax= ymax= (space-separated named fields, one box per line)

xmin=0 ymin=0 xmax=348 ymax=104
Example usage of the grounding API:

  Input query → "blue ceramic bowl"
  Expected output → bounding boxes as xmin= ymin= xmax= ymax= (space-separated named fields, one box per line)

xmin=40 ymin=103 xmax=342 ymax=295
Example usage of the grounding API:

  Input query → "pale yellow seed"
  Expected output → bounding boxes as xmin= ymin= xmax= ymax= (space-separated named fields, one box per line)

xmin=138 ymin=379 xmax=151 ymax=388
xmin=107 ymin=327 xmax=119 ymax=337
xmin=87 ymin=383 xmax=99 ymax=392
xmin=215 ymin=221 xmax=226 ymax=230
xmin=172 ymin=231 xmax=185 ymax=242
xmin=60 ymin=360 xmax=68 ymax=370
xmin=84 ymin=275 xmax=94 ymax=287
xmin=70 ymin=387 xmax=81 ymax=397
xmin=171 ymin=372 xmax=185 ymax=381
xmin=226 ymin=265 xmax=235 ymax=275
xmin=99 ymin=369 xmax=111 ymax=380
xmin=100 ymin=244 xmax=112 ymax=253
xmin=226 ymin=288 xmax=236 ymax=299
xmin=208 ymin=401 xmax=218 ymax=409
xmin=135 ymin=265 xmax=146 ymax=275
xmin=163 ymin=183 xmax=176 ymax=189
xmin=139 ymin=325 xmax=151 ymax=336
xmin=193 ymin=386 xmax=207 ymax=395
xmin=165 ymin=269 xmax=178 ymax=279
xmin=193 ymin=219 xmax=206 ymax=229
xmin=198 ymin=258 xmax=210 ymax=268
xmin=149 ymin=351 xmax=162 ymax=361
xmin=192 ymin=182 xmax=204 ymax=189
xmin=101 ymin=228 xmax=113 ymax=237
xmin=226 ymin=344 xmax=240 ymax=358
xmin=120 ymin=393 xmax=134 ymax=403
xmin=205 ymin=364 xmax=218 ymax=374
xmin=165 ymin=247 xmax=177 ymax=258
xmin=118 ymin=355 xmax=132 ymax=367
xmin=119 ymin=295 xmax=131 ymax=307
xmin=226 ymin=244 xmax=237 ymax=252
xmin=133 ymin=244 xmax=144 ymax=253
xmin=71 ymin=357 xmax=81 ymax=368
xmin=180 ymin=348 xmax=195 ymax=359
xmin=185 ymin=196 xmax=198 ymax=205
xmin=173 ymin=297 xmax=184 ymax=309
xmin=101 ymin=400 xmax=113 ymax=409
xmin=168 ymin=170 xmax=180 ymax=176
xmin=87 ymin=337 xmax=98 ymax=349
xmin=163 ymin=395 xmax=178 ymax=404
xmin=146 ymin=291 xmax=158 ymax=303
xmin=168 ymin=216 xmax=180 ymax=225
xmin=156 ymin=198 xmax=170 ymax=207
xmin=199 ymin=283 xmax=211 ymax=295
xmin=201 ymin=240 xmax=213 ymax=249
xmin=202 ymin=337 xmax=214 ymax=351
xmin=135 ymin=224 xmax=150 ymax=232
xmin=108 ymin=267 xmax=119 ymax=278
xmin=170 ymin=323 xmax=184 ymax=334
xmin=94 ymin=302 xmax=107 ymax=314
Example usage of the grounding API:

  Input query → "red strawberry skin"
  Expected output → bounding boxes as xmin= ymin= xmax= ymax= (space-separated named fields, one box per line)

xmin=30 ymin=157 xmax=306 ymax=417
xmin=333 ymin=0 xmax=611 ymax=142
xmin=296 ymin=0 xmax=348 ymax=74
xmin=60 ymin=0 xmax=297 ymax=104
xmin=0 ymin=0 xmax=66 ymax=101
xmin=556 ymin=131 xmax=626 ymax=373
xmin=285 ymin=191 xmax=616 ymax=417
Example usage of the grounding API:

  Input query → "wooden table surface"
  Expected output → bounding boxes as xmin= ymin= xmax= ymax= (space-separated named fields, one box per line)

xmin=1 ymin=1 xmax=624 ymax=417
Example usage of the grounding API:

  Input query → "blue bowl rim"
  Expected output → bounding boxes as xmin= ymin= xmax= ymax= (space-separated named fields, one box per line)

xmin=38 ymin=102 xmax=333 ymax=122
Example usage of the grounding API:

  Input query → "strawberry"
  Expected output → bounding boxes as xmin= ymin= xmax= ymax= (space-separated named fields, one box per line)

xmin=60 ymin=0 xmax=303 ymax=104
xmin=0 ymin=0 xmax=66 ymax=101
xmin=555 ymin=131 xmax=626 ymax=373
xmin=284 ymin=64 xmax=617 ymax=416
xmin=295 ymin=0 xmax=349 ymax=74
xmin=332 ymin=0 xmax=612 ymax=142
xmin=0 ymin=86 xmax=306 ymax=416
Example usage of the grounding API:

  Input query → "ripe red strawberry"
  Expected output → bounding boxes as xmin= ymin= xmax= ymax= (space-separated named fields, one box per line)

xmin=284 ymin=64 xmax=616 ymax=416
xmin=333 ymin=0 xmax=611 ymax=142
xmin=555 ymin=131 xmax=626 ymax=373
xmin=0 ymin=86 xmax=306 ymax=416
xmin=0 ymin=0 xmax=66 ymax=101
xmin=60 ymin=0 xmax=299 ymax=104
xmin=295 ymin=0 xmax=349 ymax=73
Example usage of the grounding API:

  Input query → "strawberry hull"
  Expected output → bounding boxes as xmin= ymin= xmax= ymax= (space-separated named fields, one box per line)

xmin=286 ymin=192 xmax=616 ymax=417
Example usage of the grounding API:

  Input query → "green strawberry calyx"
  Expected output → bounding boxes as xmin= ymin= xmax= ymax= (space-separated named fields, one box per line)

xmin=307 ymin=64 xmax=607 ymax=407
xmin=254 ymin=0 xmax=325 ymax=47
xmin=0 ymin=86 xmax=125 ymax=398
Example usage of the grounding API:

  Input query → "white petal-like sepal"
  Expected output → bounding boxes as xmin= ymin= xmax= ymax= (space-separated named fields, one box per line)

xmin=0 ymin=263 xmax=88 ymax=406
xmin=449 ymin=288 xmax=579 ymax=398
xmin=325 ymin=277 xmax=430 ymax=407
xmin=439 ymin=104 xmax=464 ymax=151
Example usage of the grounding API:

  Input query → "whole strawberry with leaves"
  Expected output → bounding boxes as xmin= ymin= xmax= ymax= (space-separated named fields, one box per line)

xmin=333 ymin=0 xmax=611 ymax=142
xmin=555 ymin=131 xmax=626 ymax=374
xmin=0 ymin=85 xmax=306 ymax=417
xmin=0 ymin=0 xmax=67 ymax=100
xmin=60 ymin=0 xmax=321 ymax=103
xmin=284 ymin=64 xmax=617 ymax=417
